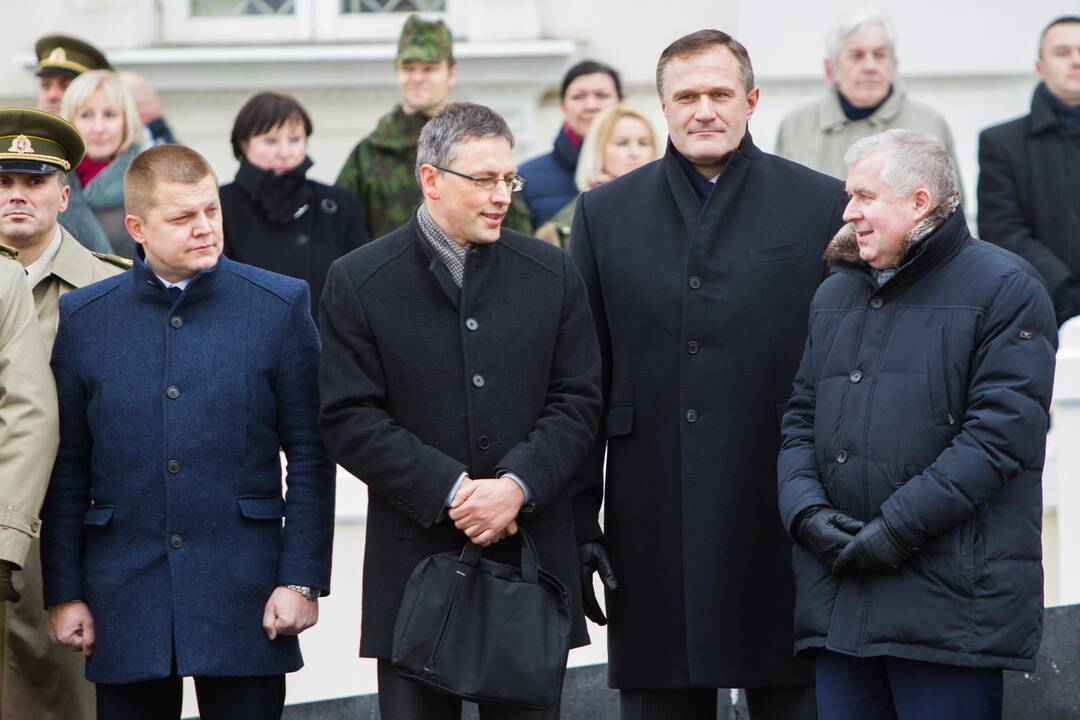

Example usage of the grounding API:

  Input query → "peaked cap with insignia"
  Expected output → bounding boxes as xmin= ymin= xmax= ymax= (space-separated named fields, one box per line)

xmin=396 ymin=14 xmax=454 ymax=64
xmin=0 ymin=108 xmax=85 ymax=174
xmin=35 ymin=34 xmax=112 ymax=78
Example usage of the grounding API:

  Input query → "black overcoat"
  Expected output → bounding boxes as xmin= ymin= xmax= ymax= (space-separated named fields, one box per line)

xmin=978 ymin=84 xmax=1080 ymax=298
xmin=318 ymin=217 xmax=602 ymax=658
xmin=221 ymin=174 xmax=369 ymax=321
xmin=778 ymin=209 xmax=1056 ymax=671
xmin=569 ymin=133 xmax=847 ymax=689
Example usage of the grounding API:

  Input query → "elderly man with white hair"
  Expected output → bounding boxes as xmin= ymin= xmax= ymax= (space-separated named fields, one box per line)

xmin=778 ymin=129 xmax=1055 ymax=720
xmin=775 ymin=11 xmax=960 ymax=187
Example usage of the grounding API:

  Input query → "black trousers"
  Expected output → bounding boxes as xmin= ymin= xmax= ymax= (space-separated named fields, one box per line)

xmin=815 ymin=651 xmax=1003 ymax=720
xmin=377 ymin=660 xmax=562 ymax=720
xmin=620 ymin=684 xmax=817 ymax=720
xmin=95 ymin=673 xmax=286 ymax=720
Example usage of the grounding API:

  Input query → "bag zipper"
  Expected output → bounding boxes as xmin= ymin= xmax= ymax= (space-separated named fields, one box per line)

xmin=425 ymin=568 xmax=467 ymax=673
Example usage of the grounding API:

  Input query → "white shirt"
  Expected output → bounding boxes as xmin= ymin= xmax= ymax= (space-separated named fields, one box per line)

xmin=155 ymin=274 xmax=192 ymax=291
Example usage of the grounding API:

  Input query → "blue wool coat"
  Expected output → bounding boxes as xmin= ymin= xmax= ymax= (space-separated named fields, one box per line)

xmin=778 ymin=208 xmax=1056 ymax=671
xmin=519 ymin=128 xmax=580 ymax=229
xmin=41 ymin=254 xmax=335 ymax=684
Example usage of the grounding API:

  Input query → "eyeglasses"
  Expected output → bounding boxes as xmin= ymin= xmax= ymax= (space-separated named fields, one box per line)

xmin=433 ymin=165 xmax=527 ymax=193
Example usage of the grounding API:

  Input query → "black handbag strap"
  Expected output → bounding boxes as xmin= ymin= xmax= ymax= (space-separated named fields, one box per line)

xmin=458 ymin=528 xmax=540 ymax=584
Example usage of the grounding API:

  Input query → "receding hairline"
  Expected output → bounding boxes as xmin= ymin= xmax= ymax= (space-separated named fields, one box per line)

xmin=1040 ymin=16 xmax=1080 ymax=57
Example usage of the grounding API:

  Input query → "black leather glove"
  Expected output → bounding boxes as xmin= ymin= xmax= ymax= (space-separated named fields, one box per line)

xmin=832 ymin=516 xmax=913 ymax=575
xmin=794 ymin=505 xmax=865 ymax=569
xmin=0 ymin=560 xmax=20 ymax=603
xmin=579 ymin=542 xmax=618 ymax=626
xmin=1051 ymin=281 xmax=1080 ymax=326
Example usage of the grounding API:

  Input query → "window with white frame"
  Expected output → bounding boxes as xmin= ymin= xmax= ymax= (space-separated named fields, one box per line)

xmin=163 ymin=0 xmax=455 ymax=44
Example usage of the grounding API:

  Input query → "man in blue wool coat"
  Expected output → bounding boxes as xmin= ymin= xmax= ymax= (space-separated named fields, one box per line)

xmin=40 ymin=144 xmax=335 ymax=720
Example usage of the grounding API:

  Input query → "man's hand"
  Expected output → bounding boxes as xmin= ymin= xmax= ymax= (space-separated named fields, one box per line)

xmin=0 ymin=560 xmax=21 ymax=603
xmin=448 ymin=476 xmax=525 ymax=546
xmin=47 ymin=600 xmax=95 ymax=655
xmin=262 ymin=586 xmax=319 ymax=641
xmin=832 ymin=516 xmax=913 ymax=575
xmin=579 ymin=542 xmax=618 ymax=625
xmin=795 ymin=506 xmax=865 ymax=569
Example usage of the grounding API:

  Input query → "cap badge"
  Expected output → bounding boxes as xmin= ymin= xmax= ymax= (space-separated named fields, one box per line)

xmin=48 ymin=47 xmax=67 ymax=63
xmin=8 ymin=135 xmax=35 ymax=154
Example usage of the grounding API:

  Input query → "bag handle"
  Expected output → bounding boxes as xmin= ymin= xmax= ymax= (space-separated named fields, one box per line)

xmin=458 ymin=528 xmax=540 ymax=584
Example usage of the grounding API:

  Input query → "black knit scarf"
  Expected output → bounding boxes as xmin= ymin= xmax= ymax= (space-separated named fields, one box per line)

xmin=235 ymin=156 xmax=315 ymax=225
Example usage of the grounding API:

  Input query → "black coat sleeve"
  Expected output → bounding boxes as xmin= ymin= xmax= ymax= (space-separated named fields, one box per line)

xmin=566 ymin=192 xmax=612 ymax=544
xmin=318 ymin=260 xmax=467 ymax=529
xmin=977 ymin=129 xmax=1070 ymax=292
xmin=495 ymin=252 xmax=602 ymax=514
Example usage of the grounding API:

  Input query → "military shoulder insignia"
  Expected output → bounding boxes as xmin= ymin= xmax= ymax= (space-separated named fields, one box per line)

xmin=8 ymin=134 xmax=34 ymax=154
xmin=0 ymin=243 xmax=19 ymax=260
xmin=91 ymin=252 xmax=133 ymax=270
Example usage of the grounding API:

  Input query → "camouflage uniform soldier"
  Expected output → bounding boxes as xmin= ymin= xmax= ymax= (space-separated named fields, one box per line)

xmin=336 ymin=15 xmax=532 ymax=239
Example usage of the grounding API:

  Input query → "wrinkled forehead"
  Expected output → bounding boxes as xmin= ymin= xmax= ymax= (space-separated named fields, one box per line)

xmin=664 ymin=47 xmax=747 ymax=96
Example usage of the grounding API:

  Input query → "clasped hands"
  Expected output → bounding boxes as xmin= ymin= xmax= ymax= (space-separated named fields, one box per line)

xmin=448 ymin=475 xmax=525 ymax=547
xmin=796 ymin=506 xmax=913 ymax=574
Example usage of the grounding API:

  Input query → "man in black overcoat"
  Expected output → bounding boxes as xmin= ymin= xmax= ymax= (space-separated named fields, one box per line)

xmin=319 ymin=102 xmax=602 ymax=720
xmin=978 ymin=15 xmax=1080 ymax=325
xmin=569 ymin=30 xmax=846 ymax=720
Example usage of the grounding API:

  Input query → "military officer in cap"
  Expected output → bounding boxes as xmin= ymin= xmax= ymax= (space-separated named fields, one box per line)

xmin=336 ymin=14 xmax=532 ymax=239
xmin=34 ymin=35 xmax=112 ymax=117
xmin=0 ymin=108 xmax=127 ymax=720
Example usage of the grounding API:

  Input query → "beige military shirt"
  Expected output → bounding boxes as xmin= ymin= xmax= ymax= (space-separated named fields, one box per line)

xmin=32 ymin=226 xmax=129 ymax=354
xmin=0 ymin=250 xmax=58 ymax=568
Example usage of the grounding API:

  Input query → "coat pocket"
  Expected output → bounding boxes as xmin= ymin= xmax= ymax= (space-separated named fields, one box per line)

xmin=236 ymin=496 xmax=286 ymax=520
xmin=606 ymin=404 xmax=634 ymax=438
xmin=82 ymin=506 xmax=115 ymax=526
xmin=747 ymin=240 xmax=806 ymax=264
xmin=926 ymin=325 xmax=957 ymax=427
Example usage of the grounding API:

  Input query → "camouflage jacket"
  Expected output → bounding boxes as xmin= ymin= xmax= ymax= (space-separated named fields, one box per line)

xmin=335 ymin=105 xmax=532 ymax=240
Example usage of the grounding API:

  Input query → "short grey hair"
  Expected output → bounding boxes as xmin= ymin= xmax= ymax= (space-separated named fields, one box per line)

xmin=844 ymin=129 xmax=959 ymax=204
xmin=826 ymin=10 xmax=897 ymax=63
xmin=415 ymin=102 xmax=515 ymax=182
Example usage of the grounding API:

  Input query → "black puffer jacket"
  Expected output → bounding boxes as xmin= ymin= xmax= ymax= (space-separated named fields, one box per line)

xmin=778 ymin=207 xmax=1057 ymax=671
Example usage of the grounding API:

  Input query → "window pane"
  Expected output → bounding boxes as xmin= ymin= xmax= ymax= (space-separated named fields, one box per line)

xmin=340 ymin=0 xmax=446 ymax=12
xmin=192 ymin=0 xmax=295 ymax=15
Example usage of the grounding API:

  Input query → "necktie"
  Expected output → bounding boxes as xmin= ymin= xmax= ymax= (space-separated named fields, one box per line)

xmin=165 ymin=286 xmax=182 ymax=304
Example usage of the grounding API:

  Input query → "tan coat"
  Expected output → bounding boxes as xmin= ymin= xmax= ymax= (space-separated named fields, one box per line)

xmin=2 ymin=229 xmax=126 ymax=720
xmin=774 ymin=84 xmax=962 ymax=189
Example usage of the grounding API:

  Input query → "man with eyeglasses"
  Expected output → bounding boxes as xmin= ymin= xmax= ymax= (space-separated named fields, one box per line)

xmin=319 ymin=102 xmax=601 ymax=719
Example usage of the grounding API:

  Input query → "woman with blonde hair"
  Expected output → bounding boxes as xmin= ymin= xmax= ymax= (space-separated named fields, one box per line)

xmin=537 ymin=103 xmax=658 ymax=248
xmin=59 ymin=69 xmax=143 ymax=256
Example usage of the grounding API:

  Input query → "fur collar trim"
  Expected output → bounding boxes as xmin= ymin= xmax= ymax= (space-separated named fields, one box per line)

xmin=824 ymin=192 xmax=961 ymax=267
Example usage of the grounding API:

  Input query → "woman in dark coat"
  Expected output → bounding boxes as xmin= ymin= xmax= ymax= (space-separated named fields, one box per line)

xmin=221 ymin=92 xmax=370 ymax=319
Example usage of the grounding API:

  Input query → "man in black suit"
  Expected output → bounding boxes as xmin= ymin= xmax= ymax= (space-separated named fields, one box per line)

xmin=978 ymin=15 xmax=1080 ymax=325
xmin=569 ymin=29 xmax=847 ymax=720
xmin=319 ymin=102 xmax=601 ymax=720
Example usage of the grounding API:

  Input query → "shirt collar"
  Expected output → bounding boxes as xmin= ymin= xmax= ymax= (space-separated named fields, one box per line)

xmin=24 ymin=226 xmax=63 ymax=289
xmin=155 ymin=274 xmax=192 ymax=291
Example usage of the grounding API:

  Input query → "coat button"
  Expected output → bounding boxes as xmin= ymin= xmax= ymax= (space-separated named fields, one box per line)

xmin=167 ymin=459 xmax=180 ymax=474
xmin=472 ymin=374 xmax=485 ymax=388
xmin=296 ymin=234 xmax=309 ymax=246
xmin=170 ymin=535 xmax=183 ymax=549
xmin=687 ymin=340 xmax=700 ymax=354
xmin=465 ymin=318 xmax=479 ymax=331
xmin=478 ymin=435 xmax=491 ymax=450
xmin=166 ymin=385 xmax=181 ymax=399
xmin=688 ymin=275 xmax=702 ymax=290
xmin=686 ymin=409 xmax=698 ymax=423
xmin=836 ymin=450 xmax=848 ymax=464
xmin=849 ymin=370 xmax=862 ymax=383
xmin=170 ymin=316 xmax=183 ymax=328
xmin=869 ymin=297 xmax=883 ymax=309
